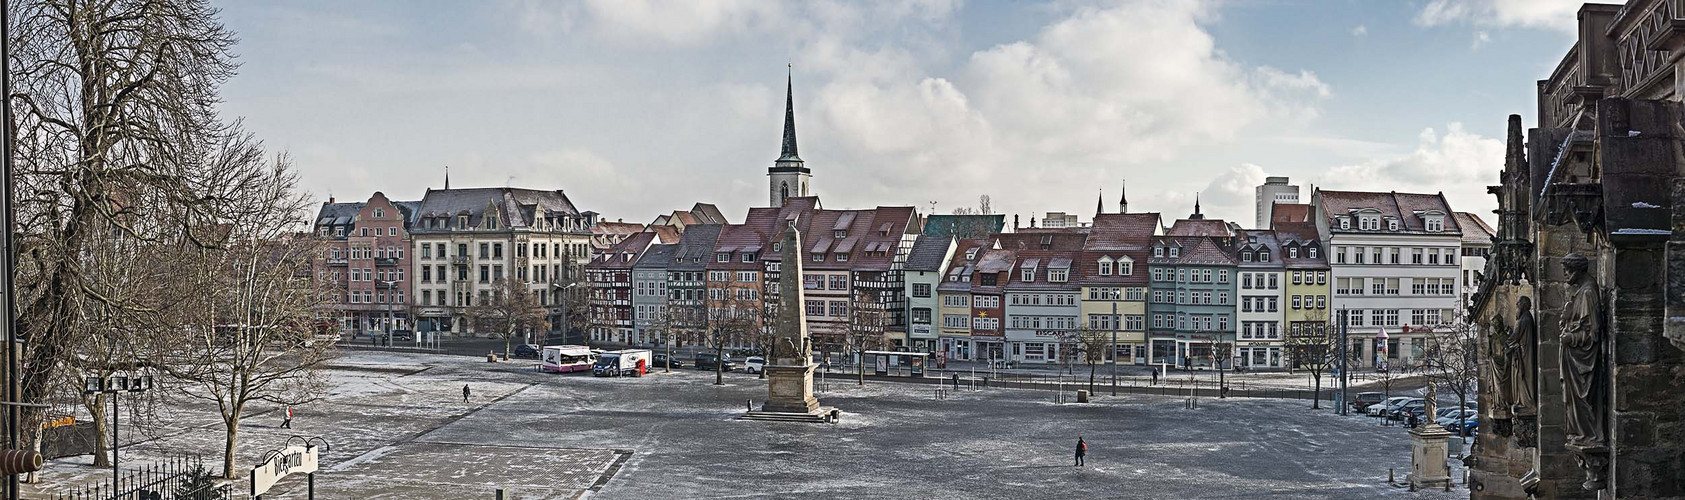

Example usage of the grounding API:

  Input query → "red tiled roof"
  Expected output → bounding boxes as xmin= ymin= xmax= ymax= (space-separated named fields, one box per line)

xmin=1455 ymin=212 xmax=1494 ymax=243
xmin=1166 ymin=218 xmax=1234 ymax=237
xmin=1316 ymin=190 xmax=1461 ymax=234
xmin=1270 ymin=203 xmax=1313 ymax=225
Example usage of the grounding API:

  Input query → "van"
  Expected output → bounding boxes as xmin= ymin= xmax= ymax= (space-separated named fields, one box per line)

xmin=694 ymin=352 xmax=735 ymax=371
xmin=593 ymin=349 xmax=652 ymax=377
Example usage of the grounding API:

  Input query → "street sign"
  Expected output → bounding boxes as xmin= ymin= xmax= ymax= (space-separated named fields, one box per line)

xmin=251 ymin=444 xmax=319 ymax=496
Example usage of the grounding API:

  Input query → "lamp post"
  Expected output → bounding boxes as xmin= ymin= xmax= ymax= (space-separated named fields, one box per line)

xmin=552 ymin=282 xmax=579 ymax=346
xmin=83 ymin=374 xmax=152 ymax=486
xmin=1110 ymin=302 xmax=1118 ymax=397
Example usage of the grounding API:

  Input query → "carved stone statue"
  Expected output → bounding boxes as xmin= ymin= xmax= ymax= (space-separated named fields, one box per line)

xmin=1558 ymin=253 xmax=1608 ymax=490
xmin=1506 ymin=296 xmax=1538 ymax=414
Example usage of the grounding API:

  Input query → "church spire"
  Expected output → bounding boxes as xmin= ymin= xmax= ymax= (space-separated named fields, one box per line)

xmin=1096 ymin=188 xmax=1104 ymax=216
xmin=1118 ymin=179 xmax=1128 ymax=213
xmin=779 ymin=64 xmax=800 ymax=162
xmin=444 ymin=165 xmax=450 ymax=190
xmin=1190 ymin=193 xmax=1204 ymax=220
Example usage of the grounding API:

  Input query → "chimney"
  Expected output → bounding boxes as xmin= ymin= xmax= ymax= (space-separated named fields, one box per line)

xmin=328 ymin=196 xmax=335 ymax=204
xmin=1014 ymin=214 xmax=1020 ymax=230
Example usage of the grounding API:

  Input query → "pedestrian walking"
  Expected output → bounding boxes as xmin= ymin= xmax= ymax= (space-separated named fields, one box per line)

xmin=462 ymin=384 xmax=471 ymax=404
xmin=1074 ymin=437 xmax=1087 ymax=467
xmin=1151 ymin=367 xmax=1159 ymax=385
xmin=280 ymin=405 xmax=293 ymax=429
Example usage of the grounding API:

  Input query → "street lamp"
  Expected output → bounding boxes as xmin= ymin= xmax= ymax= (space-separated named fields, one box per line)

xmin=551 ymin=282 xmax=580 ymax=346
xmin=84 ymin=374 xmax=152 ymax=485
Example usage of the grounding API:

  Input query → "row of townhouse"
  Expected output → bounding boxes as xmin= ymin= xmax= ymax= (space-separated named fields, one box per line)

xmin=927 ymin=188 xmax=1491 ymax=370
xmin=584 ymin=197 xmax=925 ymax=352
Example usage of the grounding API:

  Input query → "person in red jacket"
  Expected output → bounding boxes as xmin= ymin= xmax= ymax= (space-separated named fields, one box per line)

xmin=1075 ymin=437 xmax=1086 ymax=466
xmin=280 ymin=406 xmax=293 ymax=429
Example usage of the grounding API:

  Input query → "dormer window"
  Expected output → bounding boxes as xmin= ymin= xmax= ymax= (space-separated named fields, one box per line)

xmin=1387 ymin=219 xmax=1399 ymax=231
xmin=1360 ymin=216 xmax=1380 ymax=231
xmin=812 ymin=253 xmax=824 ymax=262
xmin=487 ymin=214 xmax=499 ymax=230
xmin=1309 ymin=247 xmax=1318 ymax=258
xmin=716 ymin=252 xmax=729 ymax=263
xmin=1049 ymin=268 xmax=1068 ymax=283
xmin=1288 ymin=247 xmax=1299 ymax=258
xmin=1118 ymin=257 xmax=1133 ymax=276
xmin=1021 ymin=268 xmax=1035 ymax=282
xmin=1242 ymin=251 xmax=1253 ymax=262
xmin=772 ymin=242 xmax=782 ymax=252
xmin=965 ymin=248 xmax=979 ymax=260
xmin=1168 ymin=247 xmax=1180 ymax=258
xmin=458 ymin=215 xmax=469 ymax=229
xmin=1153 ymin=246 xmax=1164 ymax=257
xmin=1259 ymin=251 xmax=1270 ymax=262
xmin=1097 ymin=258 xmax=1113 ymax=276
xmin=836 ymin=253 xmax=849 ymax=262
xmin=1425 ymin=216 xmax=1444 ymax=232
xmin=834 ymin=230 xmax=846 ymax=239
xmin=1339 ymin=217 xmax=1350 ymax=230
xmin=741 ymin=253 xmax=754 ymax=263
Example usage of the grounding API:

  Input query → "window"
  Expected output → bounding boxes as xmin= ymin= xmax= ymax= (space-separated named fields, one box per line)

xmin=1169 ymin=247 xmax=1179 ymax=258
xmin=1339 ymin=217 xmax=1350 ymax=230
xmin=422 ymin=267 xmax=432 ymax=282
xmin=975 ymin=296 xmax=999 ymax=308
xmin=1390 ymin=247 xmax=1401 ymax=264
xmin=836 ymin=253 xmax=849 ymax=262
xmin=813 ymin=253 xmax=824 ymax=262
xmin=1217 ymin=291 xmax=1228 ymax=305
xmin=1152 ymin=268 xmax=1164 ymax=281
xmin=1291 ymin=271 xmax=1302 ymax=285
xmin=1335 ymin=246 xmax=1346 ymax=264
xmin=1292 ymin=295 xmax=1302 ymax=309
xmin=736 ymin=271 xmax=755 ymax=282
xmin=1243 ymin=273 xmax=1254 ymax=289
xmin=741 ymin=253 xmax=754 ymax=263
xmin=1288 ymin=247 xmax=1298 ymax=258
xmin=1118 ymin=260 xmax=1133 ymax=276
xmin=493 ymin=243 xmax=503 ymax=259
xmin=913 ymin=283 xmax=932 ymax=298
xmin=943 ymin=294 xmax=969 ymax=307
xmin=1021 ymin=268 xmax=1035 ymax=282
xmin=1268 ymin=274 xmax=1278 ymax=289
xmin=1097 ymin=260 xmax=1113 ymax=276
xmin=943 ymin=314 xmax=968 ymax=328
xmin=1153 ymin=246 xmax=1164 ymax=257
xmin=1124 ymin=315 xmax=1145 ymax=331
xmin=829 ymin=275 xmax=847 ymax=290
xmin=1426 ymin=217 xmax=1444 ymax=232
xmin=807 ymin=300 xmax=824 ymax=316
xmin=1217 ymin=270 xmax=1228 ymax=284
xmin=716 ymin=253 xmax=729 ymax=263
xmin=1411 ymin=248 xmax=1424 ymax=264
xmin=1049 ymin=268 xmax=1068 ymax=282
xmin=829 ymin=302 xmax=848 ymax=317
xmin=1308 ymin=247 xmax=1318 ymax=259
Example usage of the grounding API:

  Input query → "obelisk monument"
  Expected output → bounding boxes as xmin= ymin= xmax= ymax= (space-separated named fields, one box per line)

xmin=760 ymin=221 xmax=823 ymax=414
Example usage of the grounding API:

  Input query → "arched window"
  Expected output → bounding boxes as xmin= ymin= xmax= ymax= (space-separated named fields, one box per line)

xmin=781 ymin=182 xmax=789 ymax=203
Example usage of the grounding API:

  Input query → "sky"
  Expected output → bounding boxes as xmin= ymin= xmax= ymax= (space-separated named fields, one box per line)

xmin=215 ymin=0 xmax=1606 ymax=228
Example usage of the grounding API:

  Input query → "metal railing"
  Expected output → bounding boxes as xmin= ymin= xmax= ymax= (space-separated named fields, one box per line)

xmin=51 ymin=454 xmax=230 ymax=500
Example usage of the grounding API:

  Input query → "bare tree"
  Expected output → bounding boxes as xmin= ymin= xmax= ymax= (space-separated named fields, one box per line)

xmin=8 ymin=0 xmax=248 ymax=451
xmin=644 ymin=308 xmax=681 ymax=372
xmin=1211 ymin=342 xmax=1234 ymax=398
xmin=753 ymin=298 xmax=781 ymax=379
xmin=704 ymin=288 xmax=758 ymax=385
xmin=154 ymin=155 xmax=337 ymax=478
xmin=469 ymin=278 xmax=550 ymax=359
xmin=1285 ymin=309 xmax=1335 ymax=409
xmin=842 ymin=290 xmax=889 ymax=386
xmin=1422 ymin=319 xmax=1480 ymax=438
xmin=946 ymin=194 xmax=997 ymax=239
xmin=1071 ymin=325 xmax=1112 ymax=395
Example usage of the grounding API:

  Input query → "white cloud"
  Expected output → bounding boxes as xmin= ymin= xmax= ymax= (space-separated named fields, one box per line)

xmin=1415 ymin=0 xmax=1619 ymax=33
xmin=1315 ymin=122 xmax=1503 ymax=217
xmin=1472 ymin=31 xmax=1491 ymax=49
xmin=1350 ymin=24 xmax=1368 ymax=37
xmin=796 ymin=1 xmax=1330 ymax=217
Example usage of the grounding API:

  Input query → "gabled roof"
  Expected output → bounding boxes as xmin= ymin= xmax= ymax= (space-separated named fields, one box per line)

xmin=1149 ymin=236 xmax=1236 ymax=266
xmin=1087 ymin=213 xmax=1161 ymax=250
xmin=1273 ymin=222 xmax=1329 ymax=270
xmin=923 ymin=214 xmax=1006 ymax=237
xmin=1234 ymin=230 xmax=1284 ymax=269
xmin=410 ymin=187 xmax=587 ymax=234
xmin=1316 ymin=190 xmax=1461 ymax=234
xmin=1165 ymin=218 xmax=1235 ymax=238
xmin=905 ymin=235 xmax=955 ymax=272
xmin=634 ymin=244 xmax=679 ymax=269
xmin=1455 ymin=212 xmax=1494 ymax=244
xmin=1269 ymin=203 xmax=1313 ymax=225
xmin=587 ymin=231 xmax=657 ymax=270
xmin=669 ymin=224 xmax=723 ymax=271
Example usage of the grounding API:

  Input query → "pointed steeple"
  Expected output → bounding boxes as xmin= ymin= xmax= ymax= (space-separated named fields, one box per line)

xmin=444 ymin=165 xmax=450 ymax=190
xmin=1191 ymin=193 xmax=1204 ymax=220
xmin=779 ymin=64 xmax=801 ymax=162
xmin=1096 ymin=189 xmax=1105 ymax=216
xmin=1118 ymin=179 xmax=1128 ymax=213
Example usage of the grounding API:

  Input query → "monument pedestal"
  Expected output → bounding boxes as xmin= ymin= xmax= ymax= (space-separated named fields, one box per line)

xmin=760 ymin=363 xmax=819 ymax=413
xmin=1409 ymin=423 xmax=1455 ymax=490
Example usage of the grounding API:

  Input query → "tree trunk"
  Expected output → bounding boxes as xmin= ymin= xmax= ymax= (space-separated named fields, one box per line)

xmin=857 ymin=351 xmax=865 ymax=386
xmin=221 ymin=412 xmax=242 ymax=479
xmin=1088 ymin=361 xmax=1096 ymax=394
xmin=715 ymin=342 xmax=724 ymax=385
xmin=1311 ymin=374 xmax=1322 ymax=409
xmin=87 ymin=394 xmax=109 ymax=467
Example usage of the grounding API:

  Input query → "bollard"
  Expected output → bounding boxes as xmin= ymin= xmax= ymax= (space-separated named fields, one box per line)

xmin=1388 ymin=467 xmax=1395 ymax=484
xmin=747 ymin=399 xmax=753 ymax=411
xmin=496 ymin=488 xmax=506 ymax=500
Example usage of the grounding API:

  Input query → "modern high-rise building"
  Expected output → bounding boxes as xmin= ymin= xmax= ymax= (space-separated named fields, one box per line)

xmin=1256 ymin=176 xmax=1301 ymax=229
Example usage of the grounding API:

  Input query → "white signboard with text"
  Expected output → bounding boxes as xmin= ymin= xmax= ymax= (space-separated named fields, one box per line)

xmin=250 ymin=444 xmax=319 ymax=496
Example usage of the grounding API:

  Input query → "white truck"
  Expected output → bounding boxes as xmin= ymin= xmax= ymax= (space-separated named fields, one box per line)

xmin=592 ymin=349 xmax=652 ymax=377
xmin=541 ymin=345 xmax=597 ymax=373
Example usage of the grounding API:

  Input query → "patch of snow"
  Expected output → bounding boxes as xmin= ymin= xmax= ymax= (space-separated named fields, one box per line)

xmin=1632 ymin=202 xmax=1662 ymax=209
xmin=1610 ymin=228 xmax=1672 ymax=235
xmin=1628 ymin=130 xmax=1642 ymax=137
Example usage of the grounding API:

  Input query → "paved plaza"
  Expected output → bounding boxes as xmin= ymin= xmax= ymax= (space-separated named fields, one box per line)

xmin=27 ymin=351 xmax=1464 ymax=499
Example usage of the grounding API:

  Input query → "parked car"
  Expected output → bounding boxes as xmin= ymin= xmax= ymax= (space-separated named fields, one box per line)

xmin=1387 ymin=399 xmax=1426 ymax=421
xmin=1368 ymin=396 xmax=1413 ymax=417
xmin=744 ymin=356 xmax=766 ymax=374
xmin=652 ymin=353 xmax=683 ymax=368
xmin=694 ymin=353 xmax=736 ymax=371
xmin=513 ymin=344 xmax=542 ymax=359
xmin=1456 ymin=419 xmax=1479 ymax=436
xmin=1436 ymin=409 xmax=1477 ymax=428
xmin=1351 ymin=392 xmax=1388 ymax=412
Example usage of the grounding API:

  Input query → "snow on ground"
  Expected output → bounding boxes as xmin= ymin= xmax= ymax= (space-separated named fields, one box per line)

xmin=25 ymin=351 xmax=1467 ymax=499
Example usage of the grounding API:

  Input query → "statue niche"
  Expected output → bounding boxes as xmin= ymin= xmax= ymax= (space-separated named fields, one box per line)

xmin=1558 ymin=253 xmax=1608 ymax=490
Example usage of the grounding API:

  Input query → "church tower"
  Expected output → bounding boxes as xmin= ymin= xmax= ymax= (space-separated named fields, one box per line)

xmin=769 ymin=66 xmax=811 ymax=207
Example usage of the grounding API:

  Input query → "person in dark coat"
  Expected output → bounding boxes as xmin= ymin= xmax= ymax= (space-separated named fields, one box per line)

xmin=462 ymin=384 xmax=471 ymax=404
xmin=1075 ymin=437 xmax=1087 ymax=466
xmin=1151 ymin=367 xmax=1159 ymax=385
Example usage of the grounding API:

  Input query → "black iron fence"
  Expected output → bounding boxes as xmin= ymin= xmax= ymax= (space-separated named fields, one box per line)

xmin=51 ymin=454 xmax=230 ymax=500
